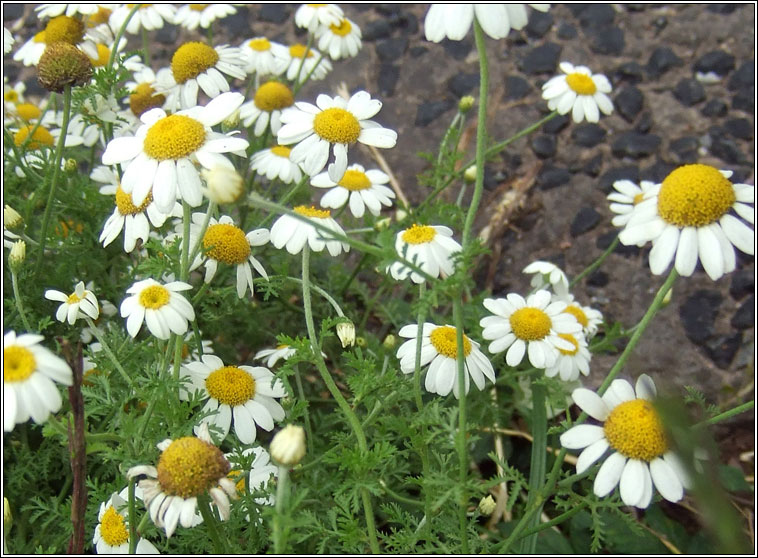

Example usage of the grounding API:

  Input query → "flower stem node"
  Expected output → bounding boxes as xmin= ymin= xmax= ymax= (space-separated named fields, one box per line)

xmin=336 ymin=321 xmax=356 ymax=348
xmin=37 ymin=42 xmax=93 ymax=93
xmin=270 ymin=424 xmax=306 ymax=466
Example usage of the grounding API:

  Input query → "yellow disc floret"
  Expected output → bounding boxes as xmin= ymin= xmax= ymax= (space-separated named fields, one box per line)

xmin=510 ymin=307 xmax=552 ymax=341
xmin=254 ymin=81 xmax=294 ymax=112
xmin=138 ymin=285 xmax=170 ymax=309
xmin=289 ymin=44 xmax=314 ymax=59
xmin=156 ymin=436 xmax=231 ymax=499
xmin=87 ymin=6 xmax=113 ymax=26
xmin=294 ymin=205 xmax=330 ymax=219
xmin=270 ymin=145 xmax=291 ymax=158
xmin=13 ymin=125 xmax=55 ymax=149
xmin=15 ymin=103 xmax=42 ymax=121
xmin=313 ymin=107 xmax=361 ymax=144
xmin=202 ymin=223 xmax=251 ymax=265
xmin=603 ymin=399 xmax=668 ymax=461
xmin=205 ymin=365 xmax=256 ymax=406
xmin=248 ymin=37 xmax=271 ymax=51
xmin=44 ymin=15 xmax=84 ymax=45
xmin=657 ymin=164 xmax=735 ymax=227
xmin=338 ymin=169 xmax=371 ymax=191
xmin=565 ymin=73 xmax=597 ymax=95
xmin=115 ymin=184 xmax=152 ymax=215
xmin=171 ymin=42 xmax=220 ymax=84
xmin=88 ymin=43 xmax=111 ymax=67
xmin=99 ymin=506 xmax=129 ymax=547
xmin=429 ymin=326 xmax=472 ymax=359
xmin=129 ymin=82 xmax=166 ymax=117
xmin=329 ymin=19 xmax=352 ymax=37
xmin=556 ymin=333 xmax=579 ymax=356
xmin=4 ymin=346 xmax=37 ymax=383
xmin=401 ymin=224 xmax=436 ymax=244
xmin=563 ymin=305 xmax=588 ymax=328
xmin=143 ymin=115 xmax=206 ymax=161
xmin=190 ymin=4 xmax=208 ymax=10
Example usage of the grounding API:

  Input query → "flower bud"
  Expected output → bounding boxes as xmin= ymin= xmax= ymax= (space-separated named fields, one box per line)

xmin=200 ymin=166 xmax=244 ymax=204
xmin=478 ymin=495 xmax=496 ymax=515
xmin=355 ymin=336 xmax=367 ymax=348
xmin=382 ymin=334 xmax=397 ymax=350
xmin=395 ymin=209 xmax=408 ymax=222
xmin=459 ymin=95 xmax=475 ymax=113
xmin=336 ymin=321 xmax=355 ymax=348
xmin=37 ymin=42 xmax=93 ymax=93
xmin=9 ymin=240 xmax=26 ymax=273
xmin=221 ymin=109 xmax=240 ymax=130
xmin=64 ymin=158 xmax=78 ymax=173
xmin=4 ymin=205 xmax=23 ymax=231
xmin=374 ymin=217 xmax=391 ymax=231
xmin=662 ymin=287 xmax=673 ymax=307
xmin=463 ymin=165 xmax=477 ymax=183
xmin=270 ymin=424 xmax=306 ymax=466
xmin=3 ymin=497 xmax=11 ymax=529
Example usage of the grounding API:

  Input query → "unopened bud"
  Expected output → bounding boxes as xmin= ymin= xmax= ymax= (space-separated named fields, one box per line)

xmin=463 ymin=165 xmax=477 ymax=183
xmin=37 ymin=42 xmax=93 ymax=93
xmin=395 ymin=209 xmax=408 ymax=222
xmin=662 ymin=287 xmax=673 ymax=307
xmin=336 ymin=321 xmax=355 ymax=348
xmin=4 ymin=205 xmax=23 ymax=231
xmin=270 ymin=424 xmax=306 ymax=466
xmin=478 ymin=495 xmax=496 ymax=515
xmin=374 ymin=217 xmax=391 ymax=231
xmin=200 ymin=166 xmax=244 ymax=204
xmin=64 ymin=158 xmax=78 ymax=173
xmin=3 ymin=497 xmax=11 ymax=529
xmin=9 ymin=240 xmax=26 ymax=272
xmin=382 ymin=334 xmax=396 ymax=350
xmin=221 ymin=109 xmax=240 ymax=130
xmin=459 ymin=95 xmax=475 ymax=113
xmin=355 ymin=336 xmax=367 ymax=348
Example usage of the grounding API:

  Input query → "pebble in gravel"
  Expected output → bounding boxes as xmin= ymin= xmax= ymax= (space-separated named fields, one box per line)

xmin=731 ymin=296 xmax=755 ymax=330
xmin=724 ymin=117 xmax=753 ymax=140
xmin=557 ymin=23 xmax=578 ymax=40
xmin=447 ymin=72 xmax=478 ymax=97
xmin=537 ymin=165 xmax=571 ymax=190
xmin=732 ymin=89 xmax=755 ymax=114
xmin=587 ymin=270 xmax=609 ymax=287
xmin=377 ymin=64 xmax=400 ymax=96
xmin=669 ymin=136 xmax=700 ymax=164
xmin=730 ymin=269 xmax=754 ymax=300
xmin=570 ymin=4 xmax=616 ymax=28
xmin=589 ymin=25 xmax=625 ymax=56
xmin=504 ymin=76 xmax=532 ymax=100
xmin=646 ymin=46 xmax=683 ymax=78
xmin=530 ymin=134 xmax=556 ymax=159
xmin=694 ymin=50 xmax=736 ymax=78
xmin=679 ymin=289 xmax=722 ymax=344
xmin=376 ymin=37 xmax=408 ymax=62
xmin=596 ymin=231 xmax=640 ymax=257
xmin=442 ymin=38 xmax=472 ymax=60
xmin=570 ymin=207 xmax=602 ymax=237
xmin=640 ymin=160 xmax=677 ymax=183
xmin=701 ymin=98 xmax=729 ymax=117
xmin=259 ymin=3 xmax=289 ymax=23
xmin=728 ymin=61 xmax=754 ymax=91
xmin=614 ymin=61 xmax=645 ymax=84
xmin=542 ymin=114 xmax=570 ymax=134
xmin=611 ymin=132 xmax=662 ymax=159
xmin=705 ymin=334 xmax=742 ymax=369
xmin=526 ymin=11 xmax=554 ymax=38
xmin=598 ymin=166 xmax=640 ymax=193
xmin=415 ymin=100 xmax=453 ymax=127
xmin=673 ymin=78 xmax=706 ymax=106
xmin=582 ymin=154 xmax=603 ymax=177
xmin=520 ymin=42 xmax=562 ymax=74
xmin=614 ymin=86 xmax=644 ymax=122
xmin=362 ymin=20 xmax=392 ymax=41
xmin=571 ymin=123 xmax=607 ymax=147
xmin=634 ymin=112 xmax=653 ymax=134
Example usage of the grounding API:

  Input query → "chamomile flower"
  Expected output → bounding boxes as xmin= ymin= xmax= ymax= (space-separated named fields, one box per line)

xmin=387 ymin=224 xmax=462 ymax=283
xmin=173 ymin=4 xmax=236 ymax=31
xmin=523 ymin=260 xmax=570 ymax=298
xmin=608 ymin=179 xmax=657 ymax=231
xmin=109 ymin=4 xmax=176 ymax=35
xmin=127 ymin=423 xmax=237 ymax=538
xmin=424 ymin=4 xmax=549 ymax=42
xmin=270 ymin=206 xmax=350 ymax=256
xmin=101 ymin=91 xmax=248 ymax=213
xmin=316 ymin=16 xmax=362 ymax=60
xmin=187 ymin=214 xmax=269 ymax=299
xmin=93 ymin=488 xmax=159 ymax=554
xmin=254 ymin=344 xmax=297 ymax=368
xmin=4 ymin=331 xmax=73 ymax=432
xmin=480 ymin=290 xmax=582 ymax=369
xmin=294 ymin=3 xmax=344 ymax=32
xmin=561 ymin=295 xmax=603 ymax=339
xmin=284 ymin=44 xmax=333 ymax=83
xmin=240 ymin=37 xmax=289 ymax=77
xmin=396 ymin=323 xmax=495 ymax=398
xmin=181 ymin=354 xmax=287 ymax=445
xmin=560 ymin=375 xmax=690 ymax=508
xmin=542 ymin=61 xmax=614 ymax=124
xmin=156 ymin=42 xmax=248 ymax=110
xmin=312 ymin=163 xmax=395 ymax=218
xmin=544 ymin=331 xmax=591 ymax=381
xmin=120 ymin=278 xmax=195 ymax=340
xmin=250 ymin=145 xmax=303 ymax=184
xmin=3 ymin=80 xmax=26 ymax=111
xmin=44 ymin=281 xmax=100 ymax=326
xmin=240 ymin=81 xmax=295 ymax=136
xmin=13 ymin=14 xmax=102 ymax=66
xmin=619 ymin=164 xmax=755 ymax=281
xmin=35 ymin=4 xmax=105 ymax=19
xmin=125 ymin=66 xmax=170 ymax=118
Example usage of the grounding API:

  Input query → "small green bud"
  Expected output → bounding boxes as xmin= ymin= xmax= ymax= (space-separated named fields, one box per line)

xmin=355 ymin=336 xmax=367 ymax=348
xmin=478 ymin=495 xmax=496 ymax=515
xmin=9 ymin=240 xmax=26 ymax=273
xmin=374 ymin=217 xmax=392 ymax=231
xmin=270 ymin=424 xmax=306 ymax=466
xmin=64 ymin=158 xmax=78 ymax=173
xmin=200 ymin=166 xmax=244 ymax=204
xmin=459 ymin=95 xmax=475 ymax=113
xmin=464 ymin=165 xmax=477 ymax=183
xmin=382 ymin=334 xmax=397 ymax=350
xmin=4 ymin=205 xmax=23 ymax=231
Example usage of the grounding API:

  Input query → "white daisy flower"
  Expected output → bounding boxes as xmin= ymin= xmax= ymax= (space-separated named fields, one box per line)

xmin=35 ymin=4 xmax=104 ymax=19
xmin=560 ymin=375 xmax=691 ymax=508
xmin=4 ymin=331 xmax=73 ymax=432
xmin=283 ymin=43 xmax=333 ymax=83
xmin=4 ymin=26 xmax=14 ymax=55
xmin=12 ymin=14 xmax=104 ymax=66
xmin=173 ymin=3 xmax=236 ymax=31
xmin=254 ymin=344 xmax=297 ymax=368
xmin=544 ymin=331 xmax=591 ymax=382
xmin=3 ymin=80 xmax=26 ymax=110
xmin=523 ymin=260 xmax=570 ymax=298
xmin=127 ymin=423 xmax=237 ymax=538
xmin=316 ymin=16 xmax=362 ymax=60
xmin=608 ymin=179 xmax=657 ymax=232
xmin=387 ymin=224 xmax=462 ymax=283
xmin=240 ymin=80 xmax=295 ymax=136
xmin=101 ymin=91 xmax=248 ymax=213
xmin=240 ymin=37 xmax=289 ymax=76
xmin=561 ymin=295 xmax=603 ymax=340
xmin=181 ymin=354 xmax=287 ymax=445
xmin=542 ymin=61 xmax=614 ymax=124
xmin=294 ymin=3 xmax=344 ymax=32
xmin=480 ymin=290 xmax=582 ymax=369
xmin=187 ymin=213 xmax=269 ymax=299
xmin=120 ymin=278 xmax=195 ymax=340
xmin=424 ymin=4 xmax=549 ymax=42
xmin=250 ymin=145 xmax=303 ymax=184
xmin=109 ymin=4 xmax=176 ymax=35
xmin=619 ymin=164 xmax=755 ymax=281
xmin=312 ymin=163 xmax=395 ymax=218
xmin=270 ymin=206 xmax=350 ymax=256
xmin=44 ymin=281 xmax=100 ymax=326
xmin=227 ymin=446 xmax=278 ymax=507
xmin=124 ymin=66 xmax=171 ymax=119
xmin=396 ymin=322 xmax=495 ymax=399
xmin=93 ymin=488 xmax=159 ymax=554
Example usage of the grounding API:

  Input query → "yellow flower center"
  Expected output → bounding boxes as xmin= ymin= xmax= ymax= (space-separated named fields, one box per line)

xmin=329 ymin=19 xmax=352 ymax=37
xmin=276 ymin=344 xmax=289 ymax=350
xmin=338 ymin=169 xmax=371 ymax=191
xmin=171 ymin=42 xmax=220 ymax=84
xmin=66 ymin=291 xmax=83 ymax=304
xmin=254 ymin=81 xmax=294 ymax=112
xmin=401 ymin=224 xmax=437 ymax=245
xmin=509 ymin=307 xmax=552 ymax=341
xmin=116 ymin=184 xmax=152 ymax=215
xmin=129 ymin=82 xmax=166 ymax=117
xmin=248 ymin=37 xmax=271 ymax=52
xmin=87 ymin=6 xmax=112 ymax=26
xmin=633 ymin=192 xmax=645 ymax=205
xmin=44 ymin=15 xmax=84 ymax=45
xmin=429 ymin=326 xmax=472 ymax=359
xmin=202 ymin=223 xmax=251 ymax=265
xmin=33 ymin=30 xmax=46 ymax=43
xmin=4 ymin=90 xmax=19 ymax=103
xmin=99 ymin=506 xmax=129 ymax=547
xmin=143 ymin=115 xmax=206 ymax=161
xmin=14 ymin=125 xmax=55 ymax=149
xmin=88 ymin=43 xmax=110 ymax=67
xmin=565 ymin=72 xmax=597 ymax=95
xmin=156 ymin=436 xmax=231 ymax=499
xmin=138 ymin=285 xmax=170 ymax=309
xmin=205 ymin=365 xmax=256 ymax=406
xmin=603 ymin=399 xmax=668 ymax=461
xmin=563 ymin=305 xmax=588 ymax=328
xmin=4 ymin=346 xmax=37 ymax=383
xmin=294 ymin=205 xmax=331 ymax=219
xmin=657 ymin=164 xmax=736 ymax=227
xmin=15 ymin=103 xmax=42 ymax=121
xmin=228 ymin=469 xmax=246 ymax=493
xmin=556 ymin=333 xmax=579 ymax=356
xmin=289 ymin=44 xmax=314 ymax=59
xmin=270 ymin=145 xmax=291 ymax=158
xmin=190 ymin=4 xmax=208 ymax=11
xmin=312 ymin=107 xmax=361 ymax=144
xmin=308 ymin=3 xmax=328 ymax=6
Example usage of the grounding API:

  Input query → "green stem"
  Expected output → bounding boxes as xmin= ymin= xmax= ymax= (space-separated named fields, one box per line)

xmin=452 ymin=298 xmax=469 ymax=554
xmin=128 ymin=480 xmax=137 ymax=554
xmin=140 ymin=26 xmax=151 ymax=66
xmin=570 ymin=235 xmax=620 ymax=287
xmin=180 ymin=201 xmax=192 ymax=280
xmin=293 ymin=365 xmax=315 ymax=447
xmin=413 ymin=283 xmax=433 ymax=538
xmin=257 ymin=175 xmax=308 ymax=229
xmin=291 ymin=35 xmax=315 ymax=96
xmin=197 ymin=494 xmax=227 ymax=554
xmin=379 ymin=480 xmax=424 ymax=508
xmin=516 ymin=501 xmax=589 ymax=540
xmin=107 ymin=5 xmax=140 ymax=71
xmin=273 ymin=465 xmax=289 ymax=553
xmin=11 ymin=270 xmax=32 ymax=331
xmin=187 ymin=201 xmax=216 ymax=269
xmin=698 ymin=400 xmax=754 ymax=427
xmin=83 ymin=317 xmax=136 ymax=391
xmin=283 ymin=276 xmax=345 ymax=317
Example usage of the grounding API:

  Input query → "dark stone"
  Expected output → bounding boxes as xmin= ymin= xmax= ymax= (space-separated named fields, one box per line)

xmin=504 ymin=76 xmax=531 ymax=100
xmin=537 ymin=166 xmax=571 ymax=190
xmin=634 ymin=112 xmax=653 ymax=134
xmin=377 ymin=64 xmax=400 ymax=97
xmin=557 ymin=23 xmax=577 ymax=40
xmin=599 ymin=166 xmax=640 ymax=193
xmin=587 ymin=271 xmax=609 ymax=287
xmin=724 ymin=118 xmax=753 ymax=140
xmin=707 ymin=4 xmax=738 ymax=13
xmin=646 ymin=46 xmax=683 ymax=78
xmin=732 ymin=89 xmax=755 ymax=114
xmin=154 ymin=25 xmax=178 ymax=45
xmin=652 ymin=16 xmax=668 ymax=33
xmin=730 ymin=269 xmax=754 ymax=300
xmin=597 ymin=231 xmax=641 ymax=257
xmin=614 ymin=62 xmax=645 ymax=84
xmin=571 ymin=4 xmax=616 ymax=28
xmin=731 ymin=296 xmax=755 ymax=330
xmin=679 ymin=290 xmax=722 ymax=343
xmin=483 ymin=166 xmax=506 ymax=191
xmin=376 ymin=37 xmax=408 ymax=62
xmin=728 ymin=61 xmax=754 ymax=91
xmin=669 ymin=136 xmax=700 ymax=164
xmin=409 ymin=46 xmax=428 ymax=58
xmin=570 ymin=207 xmax=602 ymax=237
xmin=701 ymin=98 xmax=729 ymax=117
xmin=224 ymin=6 xmax=251 ymax=39
xmin=589 ymin=25 xmax=625 ymax=56
xmin=704 ymin=334 xmax=742 ymax=368
xmin=520 ymin=42 xmax=562 ymax=75
xmin=526 ymin=11 xmax=554 ymax=38
xmin=4 ymin=65 xmax=19 ymax=83
xmin=612 ymin=132 xmax=662 ymax=159
xmin=572 ymin=123 xmax=607 ymax=147
xmin=448 ymin=72 xmax=479 ymax=97
xmin=389 ymin=12 xmax=418 ymax=35
xmin=442 ymin=38 xmax=472 ymax=60
xmin=694 ymin=50 xmax=736 ymax=77
xmin=640 ymin=160 xmax=676 ymax=183
xmin=373 ymin=5 xmax=400 ymax=15
xmin=531 ymin=135 xmax=556 ymax=159
xmin=259 ymin=3 xmax=289 ymax=23
xmin=362 ymin=20 xmax=392 ymax=41
xmin=673 ymin=78 xmax=706 ymax=106
xmin=615 ymin=86 xmax=644 ymax=122
xmin=710 ymin=136 xmax=749 ymax=165
xmin=2 ymin=4 xmax=23 ymax=19
xmin=582 ymin=154 xmax=603 ymax=177
xmin=415 ymin=100 xmax=453 ymax=127
xmin=542 ymin=114 xmax=570 ymax=134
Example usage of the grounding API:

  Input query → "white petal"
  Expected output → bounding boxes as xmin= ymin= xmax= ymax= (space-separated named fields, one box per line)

xmin=594 ymin=452 xmax=626 ymax=497
xmin=649 ymin=457 xmax=684 ymax=503
xmin=560 ymin=424 xmax=605 ymax=449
